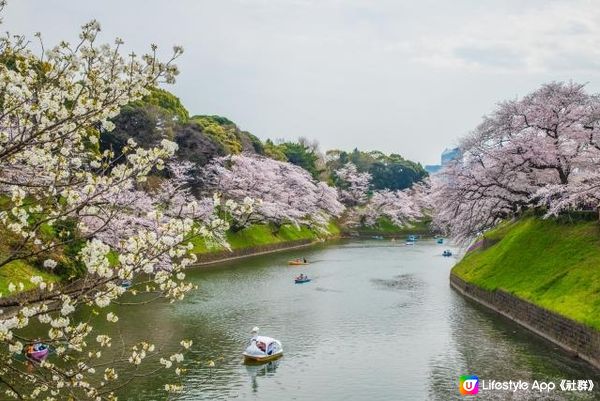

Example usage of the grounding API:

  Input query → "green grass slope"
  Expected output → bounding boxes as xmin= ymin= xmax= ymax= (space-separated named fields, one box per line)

xmin=0 ymin=260 xmax=60 ymax=296
xmin=192 ymin=222 xmax=339 ymax=254
xmin=453 ymin=216 xmax=600 ymax=330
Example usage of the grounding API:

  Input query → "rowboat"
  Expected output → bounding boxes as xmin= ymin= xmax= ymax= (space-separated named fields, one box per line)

xmin=288 ymin=259 xmax=308 ymax=265
xmin=26 ymin=343 xmax=49 ymax=362
xmin=295 ymin=277 xmax=311 ymax=284
xmin=437 ymin=238 xmax=444 ymax=244
xmin=406 ymin=241 xmax=415 ymax=245
xmin=243 ymin=327 xmax=283 ymax=364
xmin=443 ymin=250 xmax=453 ymax=257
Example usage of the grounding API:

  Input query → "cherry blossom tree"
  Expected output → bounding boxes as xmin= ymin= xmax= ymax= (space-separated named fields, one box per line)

xmin=406 ymin=178 xmax=433 ymax=212
xmin=79 ymin=161 xmax=227 ymax=262
xmin=334 ymin=162 xmax=371 ymax=206
xmin=356 ymin=189 xmax=423 ymax=228
xmin=335 ymin=163 xmax=424 ymax=229
xmin=202 ymin=154 xmax=344 ymax=234
xmin=0 ymin=9 xmax=232 ymax=399
xmin=432 ymin=81 xmax=600 ymax=242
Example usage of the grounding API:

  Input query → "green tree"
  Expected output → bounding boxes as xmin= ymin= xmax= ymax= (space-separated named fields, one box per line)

xmin=326 ymin=149 xmax=427 ymax=191
xmin=278 ymin=141 xmax=322 ymax=179
xmin=134 ymin=87 xmax=190 ymax=122
xmin=264 ymin=139 xmax=288 ymax=161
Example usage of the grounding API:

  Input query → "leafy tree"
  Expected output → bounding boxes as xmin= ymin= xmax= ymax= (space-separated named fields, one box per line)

xmin=101 ymin=103 xmax=176 ymax=157
xmin=134 ymin=86 xmax=190 ymax=122
xmin=278 ymin=141 xmax=322 ymax=179
xmin=190 ymin=115 xmax=244 ymax=154
xmin=264 ymin=139 xmax=287 ymax=161
xmin=103 ymin=103 xmax=263 ymax=171
xmin=327 ymin=149 xmax=427 ymax=191
xmin=174 ymin=123 xmax=226 ymax=166
xmin=240 ymin=131 xmax=265 ymax=154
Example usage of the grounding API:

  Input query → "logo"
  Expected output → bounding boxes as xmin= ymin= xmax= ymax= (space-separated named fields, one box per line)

xmin=460 ymin=375 xmax=479 ymax=395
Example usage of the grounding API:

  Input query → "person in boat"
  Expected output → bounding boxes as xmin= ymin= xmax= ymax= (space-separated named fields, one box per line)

xmin=31 ymin=339 xmax=44 ymax=352
xmin=303 ymin=257 xmax=307 ymax=263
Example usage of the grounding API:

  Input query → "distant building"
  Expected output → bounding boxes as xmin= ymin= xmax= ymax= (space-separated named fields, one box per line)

xmin=425 ymin=147 xmax=460 ymax=174
xmin=424 ymin=164 xmax=441 ymax=174
xmin=441 ymin=148 xmax=460 ymax=165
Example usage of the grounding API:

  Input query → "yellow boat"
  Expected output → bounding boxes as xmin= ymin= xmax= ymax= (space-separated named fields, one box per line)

xmin=288 ymin=259 xmax=308 ymax=265
xmin=243 ymin=351 xmax=284 ymax=364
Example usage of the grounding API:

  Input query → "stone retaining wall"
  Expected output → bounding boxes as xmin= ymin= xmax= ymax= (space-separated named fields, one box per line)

xmin=193 ymin=238 xmax=315 ymax=265
xmin=450 ymin=273 xmax=600 ymax=370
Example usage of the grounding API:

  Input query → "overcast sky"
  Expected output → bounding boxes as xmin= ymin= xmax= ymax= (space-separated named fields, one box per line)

xmin=4 ymin=0 xmax=600 ymax=164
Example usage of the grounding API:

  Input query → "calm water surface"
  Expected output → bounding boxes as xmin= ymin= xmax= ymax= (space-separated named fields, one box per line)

xmin=114 ymin=240 xmax=599 ymax=400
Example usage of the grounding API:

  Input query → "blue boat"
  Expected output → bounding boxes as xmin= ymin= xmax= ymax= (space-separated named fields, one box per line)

xmin=120 ymin=280 xmax=132 ymax=289
xmin=442 ymin=250 xmax=452 ymax=257
xmin=437 ymin=238 xmax=444 ymax=244
xmin=295 ymin=275 xmax=311 ymax=284
xmin=408 ymin=235 xmax=417 ymax=242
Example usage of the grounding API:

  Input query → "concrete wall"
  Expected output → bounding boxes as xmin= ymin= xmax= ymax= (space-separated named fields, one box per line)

xmin=450 ymin=274 xmax=600 ymax=370
xmin=193 ymin=239 xmax=314 ymax=265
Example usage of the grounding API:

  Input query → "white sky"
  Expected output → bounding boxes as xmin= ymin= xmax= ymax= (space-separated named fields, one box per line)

xmin=4 ymin=0 xmax=600 ymax=164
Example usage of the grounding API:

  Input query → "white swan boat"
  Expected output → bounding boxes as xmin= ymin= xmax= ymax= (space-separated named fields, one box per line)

xmin=243 ymin=327 xmax=283 ymax=363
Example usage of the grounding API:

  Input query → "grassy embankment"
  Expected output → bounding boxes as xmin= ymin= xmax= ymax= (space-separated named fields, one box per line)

xmin=0 ymin=260 xmax=59 ymax=295
xmin=452 ymin=216 xmax=600 ymax=330
xmin=0 ymin=212 xmax=61 ymax=296
xmin=192 ymin=221 xmax=340 ymax=254
xmin=353 ymin=216 xmax=432 ymax=236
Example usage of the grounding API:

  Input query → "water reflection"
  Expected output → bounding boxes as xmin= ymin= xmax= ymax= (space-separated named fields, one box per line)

xmin=246 ymin=360 xmax=281 ymax=393
xmin=427 ymin=291 xmax=600 ymax=401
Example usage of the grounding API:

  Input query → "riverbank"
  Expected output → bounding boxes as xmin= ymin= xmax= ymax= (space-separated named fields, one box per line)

xmin=0 ymin=217 xmax=418 ymax=296
xmin=193 ymin=238 xmax=320 ymax=266
xmin=2 ymin=217 xmax=418 ymax=298
xmin=0 ymin=223 xmax=337 ymax=298
xmin=191 ymin=222 xmax=340 ymax=266
xmin=451 ymin=216 xmax=600 ymax=369
xmin=190 ymin=217 xmax=432 ymax=266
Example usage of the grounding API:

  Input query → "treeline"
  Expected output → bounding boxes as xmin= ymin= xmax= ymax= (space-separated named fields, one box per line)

xmin=100 ymin=87 xmax=427 ymax=192
xmin=327 ymin=149 xmax=428 ymax=191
